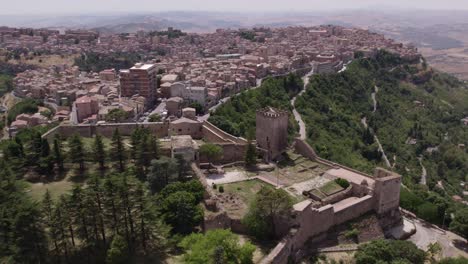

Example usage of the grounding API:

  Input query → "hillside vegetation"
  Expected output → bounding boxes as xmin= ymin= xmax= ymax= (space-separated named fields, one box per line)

xmin=209 ymin=74 xmax=303 ymax=140
xmin=296 ymin=50 xmax=468 ymax=232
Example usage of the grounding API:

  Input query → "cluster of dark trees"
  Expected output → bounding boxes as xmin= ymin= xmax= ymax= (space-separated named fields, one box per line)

xmin=149 ymin=29 xmax=187 ymax=39
xmin=209 ymin=74 xmax=302 ymax=139
xmin=74 ymin=52 xmax=142 ymax=72
xmin=0 ymin=73 xmax=13 ymax=97
xmin=295 ymin=50 xmax=468 ymax=236
xmin=0 ymin=60 xmax=37 ymax=76
xmin=0 ymin=125 xmax=212 ymax=263
xmin=6 ymin=98 xmax=42 ymax=125
xmin=243 ymin=186 xmax=293 ymax=240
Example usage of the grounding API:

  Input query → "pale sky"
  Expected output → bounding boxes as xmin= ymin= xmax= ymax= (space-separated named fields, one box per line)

xmin=1 ymin=0 xmax=468 ymax=14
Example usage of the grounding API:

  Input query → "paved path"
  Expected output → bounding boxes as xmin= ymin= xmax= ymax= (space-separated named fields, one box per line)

xmin=418 ymin=156 xmax=427 ymax=185
xmin=206 ymin=171 xmax=248 ymax=185
xmin=406 ymin=216 xmax=468 ymax=259
xmin=291 ymin=68 xmax=315 ymax=140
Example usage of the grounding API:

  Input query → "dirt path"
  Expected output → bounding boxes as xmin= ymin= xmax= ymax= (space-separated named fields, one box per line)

xmin=361 ymin=117 xmax=392 ymax=168
xmin=371 ymin=85 xmax=378 ymax=113
xmin=418 ymin=156 xmax=427 ymax=185
xmin=291 ymin=68 xmax=315 ymax=140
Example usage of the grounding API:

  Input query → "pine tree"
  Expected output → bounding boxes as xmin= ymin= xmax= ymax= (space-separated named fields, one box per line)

xmin=175 ymin=154 xmax=189 ymax=181
xmin=58 ymin=195 xmax=76 ymax=248
xmin=53 ymin=134 xmax=65 ymax=172
xmin=41 ymin=138 xmax=50 ymax=157
xmin=39 ymin=138 xmax=54 ymax=176
xmin=13 ymin=200 xmax=49 ymax=264
xmin=103 ymin=176 xmax=121 ymax=235
xmin=69 ymin=186 xmax=90 ymax=245
xmin=147 ymin=157 xmax=177 ymax=193
xmin=88 ymin=176 xmax=107 ymax=246
xmin=135 ymin=134 xmax=151 ymax=179
xmin=68 ymin=134 xmax=86 ymax=172
xmin=130 ymin=127 xmax=143 ymax=160
xmin=42 ymin=190 xmax=60 ymax=257
xmin=118 ymin=174 xmax=136 ymax=250
xmin=148 ymin=134 xmax=160 ymax=160
xmin=93 ymin=134 xmax=107 ymax=171
xmin=29 ymin=131 xmax=43 ymax=165
xmin=245 ymin=140 xmax=257 ymax=168
xmin=110 ymin=129 xmax=126 ymax=172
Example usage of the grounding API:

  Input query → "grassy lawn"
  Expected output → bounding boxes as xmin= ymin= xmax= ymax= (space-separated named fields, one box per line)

xmin=28 ymin=178 xmax=74 ymax=201
xmin=220 ymin=179 xmax=268 ymax=204
xmin=310 ymin=189 xmax=327 ymax=200
xmin=26 ymin=162 xmax=110 ymax=201
xmin=80 ymin=136 xmax=113 ymax=150
xmin=273 ymin=150 xmax=332 ymax=186
xmin=319 ymin=181 xmax=344 ymax=196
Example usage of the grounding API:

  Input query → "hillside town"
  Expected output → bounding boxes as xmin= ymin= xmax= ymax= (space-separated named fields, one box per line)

xmin=3 ymin=25 xmax=419 ymax=130
xmin=1 ymin=21 xmax=467 ymax=264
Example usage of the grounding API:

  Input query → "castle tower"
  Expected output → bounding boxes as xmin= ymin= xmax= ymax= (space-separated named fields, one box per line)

xmin=256 ymin=107 xmax=289 ymax=161
xmin=373 ymin=168 xmax=401 ymax=215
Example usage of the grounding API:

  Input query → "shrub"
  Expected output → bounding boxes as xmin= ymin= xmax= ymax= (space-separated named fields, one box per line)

xmin=344 ymin=228 xmax=359 ymax=240
xmin=335 ymin=178 xmax=350 ymax=189
xmin=219 ymin=186 xmax=224 ymax=193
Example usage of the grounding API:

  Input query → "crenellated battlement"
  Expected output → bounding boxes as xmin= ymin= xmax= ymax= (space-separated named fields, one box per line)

xmin=257 ymin=107 xmax=289 ymax=119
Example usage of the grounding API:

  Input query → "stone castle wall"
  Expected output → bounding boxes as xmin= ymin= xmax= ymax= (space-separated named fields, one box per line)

xmin=43 ymin=122 xmax=170 ymax=140
xmin=262 ymin=140 xmax=402 ymax=264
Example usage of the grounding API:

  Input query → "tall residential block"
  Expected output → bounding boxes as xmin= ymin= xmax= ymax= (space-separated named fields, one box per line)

xmin=120 ymin=63 xmax=158 ymax=108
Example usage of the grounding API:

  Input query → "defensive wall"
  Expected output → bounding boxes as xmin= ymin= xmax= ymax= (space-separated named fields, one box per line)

xmin=42 ymin=120 xmax=249 ymax=164
xmin=260 ymin=139 xmax=402 ymax=264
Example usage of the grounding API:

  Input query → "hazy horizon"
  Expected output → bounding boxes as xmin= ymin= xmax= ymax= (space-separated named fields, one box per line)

xmin=2 ymin=0 xmax=468 ymax=15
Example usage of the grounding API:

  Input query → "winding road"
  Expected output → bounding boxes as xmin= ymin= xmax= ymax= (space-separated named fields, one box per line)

xmin=291 ymin=67 xmax=315 ymax=140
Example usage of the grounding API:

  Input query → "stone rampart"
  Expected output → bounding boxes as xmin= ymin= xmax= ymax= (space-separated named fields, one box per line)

xmin=43 ymin=122 xmax=169 ymax=140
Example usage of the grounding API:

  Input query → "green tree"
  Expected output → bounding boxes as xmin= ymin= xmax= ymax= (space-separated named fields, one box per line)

xmin=68 ymin=134 xmax=86 ymax=171
xmin=147 ymin=157 xmax=178 ymax=193
xmin=148 ymin=134 xmax=160 ymax=159
xmin=200 ymin=143 xmax=223 ymax=165
xmin=244 ymin=141 xmax=257 ymax=168
xmin=135 ymin=134 xmax=152 ymax=179
xmin=175 ymin=153 xmax=189 ymax=181
xmin=159 ymin=180 xmax=205 ymax=203
xmin=38 ymin=138 xmax=54 ymax=175
xmin=449 ymin=208 xmax=468 ymax=239
xmin=159 ymin=191 xmax=203 ymax=234
xmin=179 ymin=229 xmax=255 ymax=264
xmin=53 ymin=134 xmax=65 ymax=172
xmin=12 ymin=200 xmax=49 ymax=263
xmin=106 ymin=235 xmax=129 ymax=264
xmin=110 ymin=129 xmax=126 ymax=172
xmin=354 ymin=239 xmax=426 ymax=264
xmin=427 ymin=242 xmax=441 ymax=263
xmin=148 ymin=113 xmax=161 ymax=122
xmin=93 ymin=134 xmax=107 ymax=170
xmin=189 ymin=102 xmax=204 ymax=115
xmin=243 ymin=186 xmax=293 ymax=239
xmin=106 ymin=108 xmax=129 ymax=123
